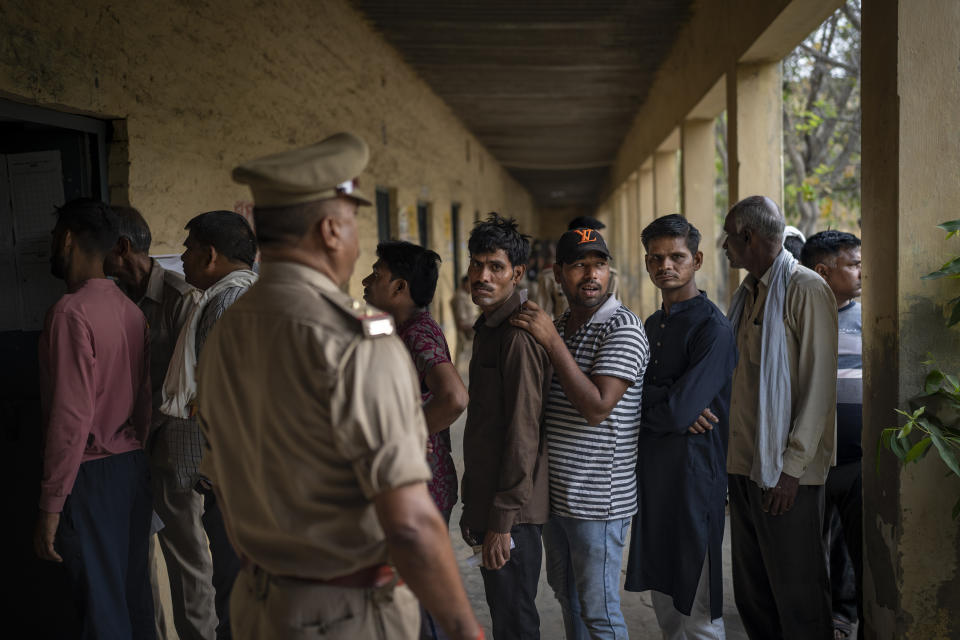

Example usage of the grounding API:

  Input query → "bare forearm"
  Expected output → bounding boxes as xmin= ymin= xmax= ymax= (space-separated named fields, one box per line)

xmin=386 ymin=512 xmax=479 ymax=639
xmin=422 ymin=395 xmax=465 ymax=435
xmin=422 ymin=363 xmax=468 ymax=435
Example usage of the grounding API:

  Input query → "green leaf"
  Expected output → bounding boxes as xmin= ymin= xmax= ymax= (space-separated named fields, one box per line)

xmin=928 ymin=428 xmax=960 ymax=479
xmin=948 ymin=302 xmax=960 ymax=328
xmin=935 ymin=219 xmax=960 ymax=233
xmin=904 ymin=437 xmax=932 ymax=463
xmin=898 ymin=422 xmax=913 ymax=439
xmin=925 ymin=370 xmax=946 ymax=394
xmin=945 ymin=374 xmax=960 ymax=392
xmin=922 ymin=257 xmax=960 ymax=280
xmin=889 ymin=430 xmax=909 ymax=460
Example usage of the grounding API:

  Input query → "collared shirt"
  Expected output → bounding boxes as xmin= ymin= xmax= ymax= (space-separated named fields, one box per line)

xmin=836 ymin=300 xmax=862 ymax=464
xmin=545 ymin=293 xmax=648 ymax=520
xmin=461 ymin=289 xmax=552 ymax=533
xmin=38 ymin=279 xmax=151 ymax=512
xmin=168 ymin=279 xmax=252 ymax=489
xmin=397 ymin=309 xmax=458 ymax=513
xmin=197 ymin=261 xmax=430 ymax=580
xmin=727 ymin=265 xmax=838 ymax=484
xmin=626 ymin=291 xmax=736 ymax=619
xmin=134 ymin=259 xmax=196 ymax=430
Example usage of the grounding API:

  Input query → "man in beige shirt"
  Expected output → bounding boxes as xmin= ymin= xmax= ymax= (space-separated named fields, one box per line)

xmin=722 ymin=196 xmax=837 ymax=640
xmin=196 ymin=132 xmax=481 ymax=640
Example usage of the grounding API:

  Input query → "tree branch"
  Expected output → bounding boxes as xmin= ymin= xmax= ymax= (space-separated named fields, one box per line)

xmin=799 ymin=43 xmax=859 ymax=75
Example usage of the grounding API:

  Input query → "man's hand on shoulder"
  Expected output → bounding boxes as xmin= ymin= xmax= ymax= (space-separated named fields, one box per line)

xmin=510 ymin=301 xmax=561 ymax=353
xmin=761 ymin=472 xmax=800 ymax=516
xmin=482 ymin=531 xmax=512 ymax=570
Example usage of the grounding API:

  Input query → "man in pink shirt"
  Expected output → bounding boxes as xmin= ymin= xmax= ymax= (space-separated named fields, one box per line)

xmin=33 ymin=198 xmax=155 ymax=640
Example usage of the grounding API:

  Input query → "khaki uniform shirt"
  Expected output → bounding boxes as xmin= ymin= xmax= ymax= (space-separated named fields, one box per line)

xmin=727 ymin=264 xmax=838 ymax=485
xmin=196 ymin=261 xmax=431 ymax=580
xmin=136 ymin=260 xmax=197 ymax=431
xmin=535 ymin=266 xmax=619 ymax=319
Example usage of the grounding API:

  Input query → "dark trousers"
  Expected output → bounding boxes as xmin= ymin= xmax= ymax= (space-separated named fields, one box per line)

xmin=478 ymin=523 xmax=543 ymax=640
xmin=728 ymin=474 xmax=831 ymax=640
xmin=57 ymin=449 xmax=156 ymax=640
xmin=198 ymin=483 xmax=244 ymax=639
xmin=823 ymin=461 xmax=863 ymax=637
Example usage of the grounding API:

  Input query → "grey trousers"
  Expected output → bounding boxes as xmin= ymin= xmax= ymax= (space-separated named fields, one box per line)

xmin=728 ymin=474 xmax=831 ymax=640
xmin=651 ymin=550 xmax=725 ymax=640
xmin=150 ymin=426 xmax=218 ymax=640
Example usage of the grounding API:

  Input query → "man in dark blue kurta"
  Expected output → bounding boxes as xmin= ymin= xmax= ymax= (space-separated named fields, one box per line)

xmin=625 ymin=214 xmax=737 ymax=639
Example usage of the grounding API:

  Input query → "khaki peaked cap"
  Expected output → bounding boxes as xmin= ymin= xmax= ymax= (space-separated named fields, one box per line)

xmin=232 ymin=132 xmax=372 ymax=207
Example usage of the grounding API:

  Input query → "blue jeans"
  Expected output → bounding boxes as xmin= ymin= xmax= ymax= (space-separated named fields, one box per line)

xmin=543 ymin=515 xmax=631 ymax=640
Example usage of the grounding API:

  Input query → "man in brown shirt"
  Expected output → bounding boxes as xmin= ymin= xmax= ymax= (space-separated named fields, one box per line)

xmin=461 ymin=213 xmax=552 ymax=640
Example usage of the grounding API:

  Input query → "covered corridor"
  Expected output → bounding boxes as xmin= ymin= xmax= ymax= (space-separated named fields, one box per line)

xmin=3 ymin=0 xmax=959 ymax=638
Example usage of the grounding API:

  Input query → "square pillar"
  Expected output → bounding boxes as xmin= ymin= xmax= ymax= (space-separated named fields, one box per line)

xmin=725 ymin=60 xmax=784 ymax=301
xmin=638 ymin=161 xmax=659 ymax=316
xmin=654 ymin=149 xmax=680 ymax=217
xmin=861 ymin=1 xmax=960 ymax=637
xmin=681 ymin=118 xmax=721 ymax=304
xmin=625 ymin=174 xmax=642 ymax=313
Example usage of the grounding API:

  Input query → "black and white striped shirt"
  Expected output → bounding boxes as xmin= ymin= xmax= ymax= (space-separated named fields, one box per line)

xmin=545 ymin=294 xmax=649 ymax=520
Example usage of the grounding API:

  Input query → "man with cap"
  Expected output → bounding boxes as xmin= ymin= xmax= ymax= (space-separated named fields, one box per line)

xmin=196 ymin=132 xmax=482 ymax=640
xmin=535 ymin=217 xmax=619 ymax=319
xmin=513 ymin=227 xmax=649 ymax=639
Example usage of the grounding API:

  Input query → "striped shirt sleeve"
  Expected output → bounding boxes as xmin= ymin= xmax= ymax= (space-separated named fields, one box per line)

xmin=591 ymin=319 xmax=648 ymax=384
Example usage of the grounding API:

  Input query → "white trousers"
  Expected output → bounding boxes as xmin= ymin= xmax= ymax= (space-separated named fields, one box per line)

xmin=650 ymin=550 xmax=726 ymax=640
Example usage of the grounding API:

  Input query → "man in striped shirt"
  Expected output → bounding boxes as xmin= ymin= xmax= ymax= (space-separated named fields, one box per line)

xmin=514 ymin=228 xmax=649 ymax=640
xmin=801 ymin=231 xmax=863 ymax=640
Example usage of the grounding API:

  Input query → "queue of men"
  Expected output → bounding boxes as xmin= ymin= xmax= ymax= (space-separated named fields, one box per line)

xmin=32 ymin=130 xmax=862 ymax=640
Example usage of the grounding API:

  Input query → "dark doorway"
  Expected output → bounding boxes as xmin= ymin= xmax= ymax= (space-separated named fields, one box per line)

xmin=1 ymin=99 xmax=110 ymax=637
xmin=451 ymin=202 xmax=461 ymax=287
xmin=376 ymin=187 xmax=391 ymax=242
xmin=417 ymin=201 xmax=429 ymax=248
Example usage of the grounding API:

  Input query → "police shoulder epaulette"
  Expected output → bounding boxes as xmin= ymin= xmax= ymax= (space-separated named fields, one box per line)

xmin=320 ymin=289 xmax=395 ymax=338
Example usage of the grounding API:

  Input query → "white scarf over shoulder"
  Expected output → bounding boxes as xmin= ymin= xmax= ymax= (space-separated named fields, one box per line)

xmin=160 ymin=269 xmax=258 ymax=418
xmin=727 ymin=249 xmax=797 ymax=489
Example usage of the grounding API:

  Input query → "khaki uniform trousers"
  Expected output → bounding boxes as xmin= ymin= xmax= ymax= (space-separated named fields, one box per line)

xmin=232 ymin=566 xmax=421 ymax=640
xmin=150 ymin=425 xmax=219 ymax=640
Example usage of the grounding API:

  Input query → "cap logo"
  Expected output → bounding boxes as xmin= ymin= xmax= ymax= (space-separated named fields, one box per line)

xmin=336 ymin=178 xmax=359 ymax=196
xmin=573 ymin=228 xmax=597 ymax=244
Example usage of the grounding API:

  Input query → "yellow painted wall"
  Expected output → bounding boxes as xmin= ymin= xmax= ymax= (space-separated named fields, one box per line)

xmin=0 ymin=0 xmax=534 ymax=340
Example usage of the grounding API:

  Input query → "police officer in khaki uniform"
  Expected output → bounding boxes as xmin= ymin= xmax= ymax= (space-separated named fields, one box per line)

xmin=196 ymin=132 xmax=482 ymax=640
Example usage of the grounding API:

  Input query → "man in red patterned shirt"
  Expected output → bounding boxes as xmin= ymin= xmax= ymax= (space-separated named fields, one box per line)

xmin=362 ymin=240 xmax=469 ymax=640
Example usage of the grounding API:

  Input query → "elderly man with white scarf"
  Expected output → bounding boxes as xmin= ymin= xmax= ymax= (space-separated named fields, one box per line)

xmin=721 ymin=196 xmax=838 ymax=640
xmin=161 ymin=209 xmax=258 ymax=640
